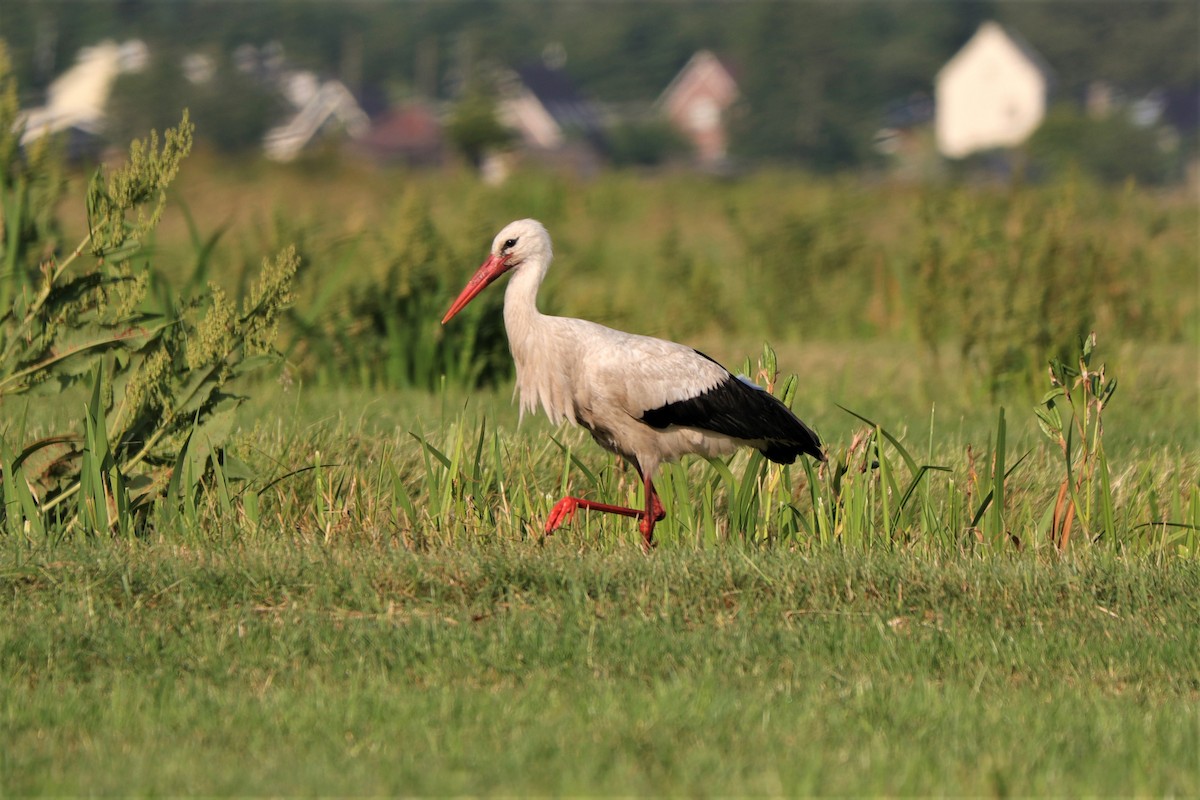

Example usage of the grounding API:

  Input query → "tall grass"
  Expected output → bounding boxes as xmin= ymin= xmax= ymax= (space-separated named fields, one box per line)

xmin=120 ymin=337 xmax=1192 ymax=559
xmin=276 ymin=199 xmax=510 ymax=391
xmin=129 ymin=158 xmax=1198 ymax=397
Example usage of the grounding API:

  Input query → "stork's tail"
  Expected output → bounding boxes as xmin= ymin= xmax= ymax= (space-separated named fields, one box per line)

xmin=760 ymin=425 xmax=825 ymax=465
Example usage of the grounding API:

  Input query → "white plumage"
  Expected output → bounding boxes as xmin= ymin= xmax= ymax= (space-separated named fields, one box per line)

xmin=443 ymin=219 xmax=824 ymax=549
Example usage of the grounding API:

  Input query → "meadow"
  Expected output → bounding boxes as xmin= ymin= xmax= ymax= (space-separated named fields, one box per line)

xmin=2 ymin=130 xmax=1199 ymax=793
xmin=4 ymin=541 xmax=1198 ymax=795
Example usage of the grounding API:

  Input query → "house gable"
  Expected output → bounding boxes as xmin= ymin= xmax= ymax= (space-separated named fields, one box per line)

xmin=498 ymin=63 xmax=605 ymax=161
xmin=658 ymin=51 xmax=738 ymax=165
xmin=263 ymin=79 xmax=369 ymax=161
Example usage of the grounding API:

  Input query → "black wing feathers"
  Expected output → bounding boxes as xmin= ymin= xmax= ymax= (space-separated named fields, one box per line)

xmin=640 ymin=371 xmax=824 ymax=464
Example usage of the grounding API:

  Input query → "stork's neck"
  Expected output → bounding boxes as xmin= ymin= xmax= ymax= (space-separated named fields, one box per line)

xmin=501 ymin=251 xmax=574 ymax=425
xmin=502 ymin=257 xmax=550 ymax=347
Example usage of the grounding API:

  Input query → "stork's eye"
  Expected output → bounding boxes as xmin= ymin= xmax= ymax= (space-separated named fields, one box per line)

xmin=503 ymin=238 xmax=518 ymax=251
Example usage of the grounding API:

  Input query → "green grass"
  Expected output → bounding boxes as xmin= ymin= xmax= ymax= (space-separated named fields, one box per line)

xmin=4 ymin=362 xmax=1195 ymax=794
xmin=2 ymin=539 xmax=1197 ymax=795
xmin=6 ymin=368 xmax=1196 ymax=792
xmin=200 ymin=336 xmax=1197 ymax=558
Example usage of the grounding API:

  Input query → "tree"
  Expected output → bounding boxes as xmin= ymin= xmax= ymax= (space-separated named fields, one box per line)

xmin=607 ymin=120 xmax=685 ymax=168
xmin=1029 ymin=106 xmax=1179 ymax=185
xmin=445 ymin=82 xmax=511 ymax=168
xmin=107 ymin=49 xmax=283 ymax=154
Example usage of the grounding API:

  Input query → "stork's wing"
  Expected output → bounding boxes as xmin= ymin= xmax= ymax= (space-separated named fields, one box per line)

xmin=573 ymin=322 xmax=823 ymax=464
xmin=574 ymin=324 xmax=729 ymax=413
xmin=640 ymin=370 xmax=824 ymax=463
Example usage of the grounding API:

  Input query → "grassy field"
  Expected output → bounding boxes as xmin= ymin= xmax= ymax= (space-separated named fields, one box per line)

xmin=3 ymin=538 xmax=1198 ymax=795
xmin=4 ymin=147 xmax=1199 ymax=793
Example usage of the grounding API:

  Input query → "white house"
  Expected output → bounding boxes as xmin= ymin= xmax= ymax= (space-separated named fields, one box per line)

xmin=18 ymin=38 xmax=367 ymax=163
xmin=498 ymin=63 xmax=605 ymax=153
xmin=935 ymin=22 xmax=1051 ymax=159
xmin=18 ymin=39 xmax=147 ymax=146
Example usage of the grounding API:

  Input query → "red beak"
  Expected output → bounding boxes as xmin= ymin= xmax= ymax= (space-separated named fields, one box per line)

xmin=441 ymin=253 xmax=508 ymax=324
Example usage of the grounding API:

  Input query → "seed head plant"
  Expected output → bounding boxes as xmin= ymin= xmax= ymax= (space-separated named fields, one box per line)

xmin=0 ymin=57 xmax=296 ymax=538
xmin=1036 ymin=332 xmax=1118 ymax=549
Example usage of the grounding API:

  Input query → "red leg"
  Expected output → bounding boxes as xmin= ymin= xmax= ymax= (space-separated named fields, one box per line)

xmin=543 ymin=466 xmax=667 ymax=552
xmin=544 ymin=495 xmax=644 ymax=533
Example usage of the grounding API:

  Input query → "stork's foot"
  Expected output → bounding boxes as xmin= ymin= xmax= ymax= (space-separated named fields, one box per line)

xmin=544 ymin=497 xmax=581 ymax=535
xmin=638 ymin=521 xmax=658 ymax=553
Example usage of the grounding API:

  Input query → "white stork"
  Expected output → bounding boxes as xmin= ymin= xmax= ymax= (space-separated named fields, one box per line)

xmin=442 ymin=219 xmax=824 ymax=549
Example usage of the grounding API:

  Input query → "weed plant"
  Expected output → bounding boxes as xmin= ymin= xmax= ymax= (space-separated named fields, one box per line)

xmin=283 ymin=199 xmax=509 ymax=390
xmin=0 ymin=59 xmax=296 ymax=538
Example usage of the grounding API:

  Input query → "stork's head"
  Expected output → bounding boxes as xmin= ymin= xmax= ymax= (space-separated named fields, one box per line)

xmin=442 ymin=219 xmax=551 ymax=324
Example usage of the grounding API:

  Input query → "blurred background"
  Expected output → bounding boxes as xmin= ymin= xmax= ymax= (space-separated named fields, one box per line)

xmin=2 ymin=0 xmax=1197 ymax=407
xmin=5 ymin=0 xmax=1197 ymax=179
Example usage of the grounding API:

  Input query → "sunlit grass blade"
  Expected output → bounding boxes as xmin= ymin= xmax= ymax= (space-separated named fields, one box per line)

xmin=549 ymin=434 xmax=600 ymax=489
xmin=876 ymin=429 xmax=896 ymax=543
xmin=989 ymin=406 xmax=1007 ymax=545
xmin=0 ymin=434 xmax=45 ymax=539
xmin=969 ymin=451 xmax=1032 ymax=531
xmin=735 ymin=452 xmax=766 ymax=540
xmin=471 ymin=416 xmax=487 ymax=485
xmin=163 ymin=424 xmax=197 ymax=524
xmin=210 ymin=442 xmax=234 ymax=519
xmin=389 ymin=464 xmax=418 ymax=526
xmin=838 ymin=404 xmax=920 ymax=476
xmin=894 ymin=464 xmax=952 ymax=533
xmin=1097 ymin=445 xmax=1117 ymax=543
xmin=409 ymin=431 xmax=452 ymax=471
xmin=79 ymin=365 xmax=111 ymax=534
